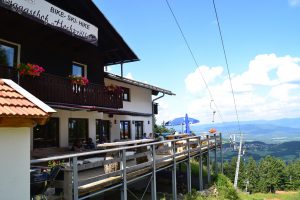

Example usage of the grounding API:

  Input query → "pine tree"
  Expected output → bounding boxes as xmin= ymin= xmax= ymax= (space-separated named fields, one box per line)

xmin=285 ymin=160 xmax=300 ymax=190
xmin=257 ymin=156 xmax=286 ymax=193
xmin=245 ymin=157 xmax=258 ymax=193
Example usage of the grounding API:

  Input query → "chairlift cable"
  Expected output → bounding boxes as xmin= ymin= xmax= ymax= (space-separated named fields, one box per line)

xmin=164 ymin=0 xmax=228 ymax=132
xmin=211 ymin=0 xmax=243 ymax=188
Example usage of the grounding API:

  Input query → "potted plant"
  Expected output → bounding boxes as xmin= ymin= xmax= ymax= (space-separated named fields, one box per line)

xmin=16 ymin=63 xmax=45 ymax=77
xmin=104 ymin=84 xmax=123 ymax=94
xmin=68 ymin=75 xmax=89 ymax=86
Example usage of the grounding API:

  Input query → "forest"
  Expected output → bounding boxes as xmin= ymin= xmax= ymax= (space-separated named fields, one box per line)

xmin=223 ymin=156 xmax=300 ymax=193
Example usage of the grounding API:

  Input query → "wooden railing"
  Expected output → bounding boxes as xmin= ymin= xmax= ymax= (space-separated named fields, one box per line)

xmin=0 ymin=66 xmax=123 ymax=109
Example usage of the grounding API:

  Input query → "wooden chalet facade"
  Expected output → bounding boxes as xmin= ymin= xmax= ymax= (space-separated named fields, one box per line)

xmin=0 ymin=0 xmax=174 ymax=150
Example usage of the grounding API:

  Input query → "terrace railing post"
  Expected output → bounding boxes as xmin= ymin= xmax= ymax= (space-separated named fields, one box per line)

xmin=63 ymin=168 xmax=73 ymax=200
xmin=187 ymin=138 xmax=192 ymax=193
xmin=121 ymin=149 xmax=127 ymax=200
xmin=151 ymin=144 xmax=157 ymax=200
xmin=214 ymin=133 xmax=218 ymax=175
xmin=198 ymin=136 xmax=203 ymax=191
xmin=172 ymin=141 xmax=177 ymax=200
xmin=220 ymin=133 xmax=223 ymax=174
xmin=207 ymin=135 xmax=211 ymax=185
xmin=73 ymin=157 xmax=78 ymax=200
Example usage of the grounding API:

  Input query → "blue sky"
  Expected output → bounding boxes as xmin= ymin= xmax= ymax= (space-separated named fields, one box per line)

xmin=94 ymin=0 xmax=300 ymax=124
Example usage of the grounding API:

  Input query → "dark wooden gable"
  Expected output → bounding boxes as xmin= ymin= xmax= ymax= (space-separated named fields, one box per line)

xmin=47 ymin=0 xmax=139 ymax=65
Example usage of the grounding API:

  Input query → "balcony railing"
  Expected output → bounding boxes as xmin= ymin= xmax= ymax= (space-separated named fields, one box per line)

xmin=0 ymin=66 xmax=123 ymax=109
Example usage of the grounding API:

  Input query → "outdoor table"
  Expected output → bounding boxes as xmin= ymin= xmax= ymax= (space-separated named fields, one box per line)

xmin=97 ymin=139 xmax=156 ymax=165
xmin=96 ymin=138 xmax=156 ymax=149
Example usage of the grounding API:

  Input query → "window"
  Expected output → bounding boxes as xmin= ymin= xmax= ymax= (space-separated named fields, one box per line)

xmin=122 ymin=87 xmax=130 ymax=101
xmin=33 ymin=118 xmax=59 ymax=148
xmin=135 ymin=121 xmax=144 ymax=139
xmin=0 ymin=40 xmax=18 ymax=67
xmin=72 ymin=62 xmax=85 ymax=77
xmin=120 ymin=121 xmax=131 ymax=139
xmin=69 ymin=118 xmax=88 ymax=145
xmin=96 ymin=119 xmax=110 ymax=143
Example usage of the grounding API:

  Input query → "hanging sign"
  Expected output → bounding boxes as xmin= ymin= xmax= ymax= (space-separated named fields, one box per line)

xmin=0 ymin=0 xmax=98 ymax=45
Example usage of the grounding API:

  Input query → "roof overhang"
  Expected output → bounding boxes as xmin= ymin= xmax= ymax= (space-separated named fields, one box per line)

xmin=48 ymin=103 xmax=152 ymax=117
xmin=105 ymin=73 xmax=175 ymax=96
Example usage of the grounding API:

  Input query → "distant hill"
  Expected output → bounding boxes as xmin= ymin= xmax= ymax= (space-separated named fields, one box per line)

xmin=223 ymin=140 xmax=300 ymax=161
xmin=185 ymin=117 xmax=300 ymax=143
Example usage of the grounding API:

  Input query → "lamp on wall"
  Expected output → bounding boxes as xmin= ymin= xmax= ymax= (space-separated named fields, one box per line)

xmin=148 ymin=120 xmax=150 ymax=124
xmin=132 ymin=121 xmax=135 ymax=124
xmin=114 ymin=120 xmax=117 ymax=124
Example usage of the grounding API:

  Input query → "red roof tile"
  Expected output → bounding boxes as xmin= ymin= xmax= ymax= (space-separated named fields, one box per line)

xmin=0 ymin=80 xmax=49 ymax=118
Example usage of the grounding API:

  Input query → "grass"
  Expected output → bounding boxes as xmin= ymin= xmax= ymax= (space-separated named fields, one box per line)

xmin=181 ymin=159 xmax=208 ymax=177
xmin=183 ymin=174 xmax=240 ymax=200
xmin=238 ymin=191 xmax=300 ymax=200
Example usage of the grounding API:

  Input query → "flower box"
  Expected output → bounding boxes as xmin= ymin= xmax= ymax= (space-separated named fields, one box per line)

xmin=104 ymin=84 xmax=123 ymax=94
xmin=68 ymin=75 xmax=89 ymax=86
xmin=16 ymin=63 xmax=45 ymax=77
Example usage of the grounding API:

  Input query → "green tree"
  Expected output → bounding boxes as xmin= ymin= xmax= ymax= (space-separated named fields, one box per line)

xmin=224 ymin=157 xmax=237 ymax=183
xmin=237 ymin=158 xmax=246 ymax=190
xmin=285 ymin=160 xmax=300 ymax=190
xmin=245 ymin=157 xmax=259 ymax=193
xmin=257 ymin=156 xmax=286 ymax=193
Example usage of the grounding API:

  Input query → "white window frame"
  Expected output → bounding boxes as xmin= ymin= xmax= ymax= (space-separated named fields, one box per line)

xmin=0 ymin=38 xmax=21 ymax=66
xmin=72 ymin=61 xmax=87 ymax=77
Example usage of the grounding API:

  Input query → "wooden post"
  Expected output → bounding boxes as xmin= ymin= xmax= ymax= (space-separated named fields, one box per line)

xmin=172 ymin=141 xmax=177 ymax=200
xmin=151 ymin=144 xmax=157 ymax=200
xmin=207 ymin=135 xmax=211 ymax=185
xmin=63 ymin=167 xmax=73 ymax=200
xmin=198 ymin=136 xmax=203 ymax=191
xmin=121 ymin=149 xmax=127 ymax=200
xmin=187 ymin=138 xmax=191 ymax=193
xmin=73 ymin=157 xmax=78 ymax=200
xmin=214 ymin=133 xmax=218 ymax=175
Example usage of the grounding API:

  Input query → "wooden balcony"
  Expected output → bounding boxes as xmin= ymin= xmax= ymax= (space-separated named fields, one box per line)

xmin=0 ymin=66 xmax=123 ymax=109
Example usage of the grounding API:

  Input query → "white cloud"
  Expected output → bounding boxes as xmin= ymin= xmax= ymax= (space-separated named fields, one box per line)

xmin=185 ymin=66 xmax=223 ymax=94
xmin=182 ymin=54 xmax=300 ymax=123
xmin=125 ymin=72 xmax=134 ymax=79
xmin=288 ymin=0 xmax=300 ymax=6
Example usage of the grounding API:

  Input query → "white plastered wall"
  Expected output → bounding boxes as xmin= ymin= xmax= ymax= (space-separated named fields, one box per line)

xmin=103 ymin=114 xmax=153 ymax=142
xmin=0 ymin=127 xmax=30 ymax=200
xmin=104 ymin=78 xmax=153 ymax=114
xmin=51 ymin=109 xmax=103 ymax=147
xmin=31 ymin=108 xmax=153 ymax=147
xmin=104 ymin=78 xmax=154 ymax=141
xmin=30 ymin=78 xmax=156 ymax=147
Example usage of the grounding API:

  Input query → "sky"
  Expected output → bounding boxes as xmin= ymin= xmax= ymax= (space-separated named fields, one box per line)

xmin=94 ymin=0 xmax=300 ymax=125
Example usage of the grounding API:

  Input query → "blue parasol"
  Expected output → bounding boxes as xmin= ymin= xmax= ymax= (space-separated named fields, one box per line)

xmin=185 ymin=113 xmax=190 ymax=134
xmin=165 ymin=114 xmax=199 ymax=134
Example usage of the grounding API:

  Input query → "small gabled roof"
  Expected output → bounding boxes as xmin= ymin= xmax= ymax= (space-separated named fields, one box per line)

xmin=0 ymin=79 xmax=55 ymax=119
xmin=105 ymin=73 xmax=175 ymax=96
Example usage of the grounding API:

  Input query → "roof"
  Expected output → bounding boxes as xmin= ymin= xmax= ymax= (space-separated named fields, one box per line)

xmin=46 ymin=0 xmax=139 ymax=65
xmin=104 ymin=73 xmax=176 ymax=96
xmin=0 ymin=79 xmax=56 ymax=118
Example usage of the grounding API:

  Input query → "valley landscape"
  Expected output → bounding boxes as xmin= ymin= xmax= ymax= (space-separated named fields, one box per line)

xmin=171 ymin=117 xmax=300 ymax=161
